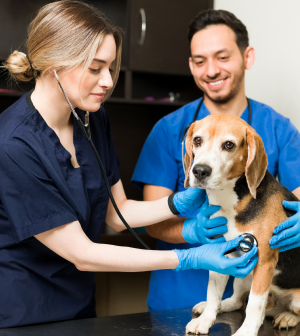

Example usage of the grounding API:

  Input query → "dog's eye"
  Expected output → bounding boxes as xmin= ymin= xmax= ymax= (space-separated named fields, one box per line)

xmin=193 ymin=137 xmax=202 ymax=147
xmin=223 ymin=141 xmax=235 ymax=151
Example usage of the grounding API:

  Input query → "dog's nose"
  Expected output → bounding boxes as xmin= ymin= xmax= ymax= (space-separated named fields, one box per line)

xmin=192 ymin=164 xmax=212 ymax=181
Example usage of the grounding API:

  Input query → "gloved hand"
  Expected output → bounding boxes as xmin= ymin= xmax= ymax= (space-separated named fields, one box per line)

xmin=171 ymin=187 xmax=206 ymax=215
xmin=269 ymin=201 xmax=300 ymax=252
xmin=174 ymin=236 xmax=258 ymax=278
xmin=182 ymin=198 xmax=228 ymax=244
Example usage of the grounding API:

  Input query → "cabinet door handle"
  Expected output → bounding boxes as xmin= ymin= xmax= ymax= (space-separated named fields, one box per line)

xmin=138 ymin=8 xmax=146 ymax=45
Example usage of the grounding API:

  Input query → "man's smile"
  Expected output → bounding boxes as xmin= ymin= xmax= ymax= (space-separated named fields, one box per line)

xmin=205 ymin=78 xmax=227 ymax=90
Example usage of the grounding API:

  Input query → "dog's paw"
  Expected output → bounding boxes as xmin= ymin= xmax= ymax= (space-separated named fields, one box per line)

xmin=186 ymin=315 xmax=215 ymax=334
xmin=192 ymin=301 xmax=207 ymax=315
xmin=273 ymin=311 xmax=300 ymax=329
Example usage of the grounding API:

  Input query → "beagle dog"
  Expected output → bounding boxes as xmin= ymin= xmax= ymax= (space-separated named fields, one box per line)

xmin=184 ymin=114 xmax=300 ymax=336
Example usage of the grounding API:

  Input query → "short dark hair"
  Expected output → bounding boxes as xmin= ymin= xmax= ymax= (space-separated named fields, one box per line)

xmin=188 ymin=9 xmax=249 ymax=52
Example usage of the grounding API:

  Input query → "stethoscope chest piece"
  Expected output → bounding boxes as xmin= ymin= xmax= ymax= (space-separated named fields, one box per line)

xmin=225 ymin=233 xmax=257 ymax=256
xmin=239 ymin=233 xmax=257 ymax=253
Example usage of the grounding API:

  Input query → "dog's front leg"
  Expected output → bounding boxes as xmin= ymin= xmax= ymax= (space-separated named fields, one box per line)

xmin=233 ymin=252 xmax=279 ymax=336
xmin=186 ymin=271 xmax=229 ymax=334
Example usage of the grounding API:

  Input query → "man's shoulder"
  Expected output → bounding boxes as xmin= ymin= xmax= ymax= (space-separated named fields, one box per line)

xmin=251 ymin=99 xmax=289 ymax=123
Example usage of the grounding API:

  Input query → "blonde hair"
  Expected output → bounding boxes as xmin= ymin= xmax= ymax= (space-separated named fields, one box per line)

xmin=3 ymin=0 xmax=122 ymax=101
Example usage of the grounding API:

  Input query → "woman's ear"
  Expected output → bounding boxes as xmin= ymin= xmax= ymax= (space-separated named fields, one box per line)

xmin=245 ymin=127 xmax=268 ymax=198
xmin=244 ymin=46 xmax=255 ymax=70
xmin=184 ymin=122 xmax=196 ymax=188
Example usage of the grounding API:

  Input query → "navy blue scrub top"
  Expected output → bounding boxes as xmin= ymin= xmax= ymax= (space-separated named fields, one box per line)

xmin=132 ymin=98 xmax=300 ymax=312
xmin=0 ymin=91 xmax=120 ymax=328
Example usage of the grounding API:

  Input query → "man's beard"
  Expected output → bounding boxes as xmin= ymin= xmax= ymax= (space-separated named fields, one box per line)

xmin=197 ymin=67 xmax=245 ymax=104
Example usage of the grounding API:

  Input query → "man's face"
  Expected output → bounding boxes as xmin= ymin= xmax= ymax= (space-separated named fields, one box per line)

xmin=189 ymin=24 xmax=246 ymax=104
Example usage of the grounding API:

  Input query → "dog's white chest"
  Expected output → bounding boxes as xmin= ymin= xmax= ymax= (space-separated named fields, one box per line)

xmin=206 ymin=184 xmax=241 ymax=241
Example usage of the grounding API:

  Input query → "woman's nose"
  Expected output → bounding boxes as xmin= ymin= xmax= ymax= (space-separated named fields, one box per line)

xmin=98 ymin=69 xmax=114 ymax=89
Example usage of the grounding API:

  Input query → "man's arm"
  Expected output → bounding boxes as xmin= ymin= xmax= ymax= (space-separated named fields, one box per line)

xmin=144 ymin=184 xmax=187 ymax=244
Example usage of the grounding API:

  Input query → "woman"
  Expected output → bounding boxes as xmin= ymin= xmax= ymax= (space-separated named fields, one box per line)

xmin=0 ymin=0 xmax=258 ymax=328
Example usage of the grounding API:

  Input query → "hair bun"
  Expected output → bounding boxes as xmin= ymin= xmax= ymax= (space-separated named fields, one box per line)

xmin=3 ymin=50 xmax=35 ymax=82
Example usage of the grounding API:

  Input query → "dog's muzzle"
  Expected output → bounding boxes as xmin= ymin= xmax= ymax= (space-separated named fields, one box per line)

xmin=192 ymin=164 xmax=212 ymax=181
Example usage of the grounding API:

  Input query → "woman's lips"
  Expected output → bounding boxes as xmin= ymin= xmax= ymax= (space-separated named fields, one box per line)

xmin=91 ymin=93 xmax=105 ymax=100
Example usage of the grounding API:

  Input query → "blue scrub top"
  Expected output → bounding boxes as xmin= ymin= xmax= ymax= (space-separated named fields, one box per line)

xmin=132 ymin=98 xmax=300 ymax=312
xmin=0 ymin=92 xmax=120 ymax=327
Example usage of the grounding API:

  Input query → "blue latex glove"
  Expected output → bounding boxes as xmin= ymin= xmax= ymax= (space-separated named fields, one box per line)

xmin=174 ymin=236 xmax=258 ymax=278
xmin=182 ymin=198 xmax=228 ymax=244
xmin=172 ymin=187 xmax=206 ymax=215
xmin=269 ymin=201 xmax=300 ymax=252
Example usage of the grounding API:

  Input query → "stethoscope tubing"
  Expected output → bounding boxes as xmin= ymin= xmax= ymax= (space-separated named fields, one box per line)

xmin=54 ymin=72 xmax=253 ymax=252
xmin=54 ymin=71 xmax=151 ymax=250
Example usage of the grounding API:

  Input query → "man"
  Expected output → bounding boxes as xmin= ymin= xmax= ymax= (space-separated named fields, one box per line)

xmin=132 ymin=9 xmax=300 ymax=312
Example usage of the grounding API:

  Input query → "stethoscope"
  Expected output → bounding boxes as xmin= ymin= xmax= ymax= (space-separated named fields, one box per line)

xmin=181 ymin=97 xmax=252 ymax=174
xmin=181 ymin=97 xmax=257 ymax=253
xmin=54 ymin=71 xmax=257 ymax=254
xmin=54 ymin=70 xmax=151 ymax=250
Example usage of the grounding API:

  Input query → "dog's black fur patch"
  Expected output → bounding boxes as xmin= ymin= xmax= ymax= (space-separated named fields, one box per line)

xmin=234 ymin=170 xmax=300 ymax=289
xmin=273 ymin=186 xmax=300 ymax=289
xmin=234 ymin=171 xmax=281 ymax=224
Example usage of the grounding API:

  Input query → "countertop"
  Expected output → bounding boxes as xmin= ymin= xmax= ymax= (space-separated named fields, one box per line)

xmin=0 ymin=308 xmax=299 ymax=336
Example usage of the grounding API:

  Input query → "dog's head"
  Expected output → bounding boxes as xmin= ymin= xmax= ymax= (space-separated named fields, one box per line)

xmin=184 ymin=114 xmax=268 ymax=198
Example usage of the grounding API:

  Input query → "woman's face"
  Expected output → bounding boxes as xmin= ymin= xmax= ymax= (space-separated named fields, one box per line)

xmin=60 ymin=34 xmax=116 ymax=112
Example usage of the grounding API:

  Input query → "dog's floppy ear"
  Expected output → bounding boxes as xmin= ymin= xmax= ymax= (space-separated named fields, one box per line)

xmin=184 ymin=122 xmax=196 ymax=188
xmin=245 ymin=127 xmax=268 ymax=198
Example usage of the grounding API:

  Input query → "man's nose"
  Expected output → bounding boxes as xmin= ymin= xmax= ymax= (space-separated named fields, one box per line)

xmin=206 ymin=60 xmax=220 ymax=78
xmin=192 ymin=164 xmax=212 ymax=181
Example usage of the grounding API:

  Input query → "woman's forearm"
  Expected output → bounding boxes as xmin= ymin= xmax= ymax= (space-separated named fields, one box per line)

xmin=35 ymin=220 xmax=179 ymax=272
xmin=106 ymin=198 xmax=175 ymax=232
xmin=78 ymin=243 xmax=179 ymax=272
xmin=105 ymin=180 xmax=205 ymax=232
xmin=105 ymin=181 xmax=175 ymax=231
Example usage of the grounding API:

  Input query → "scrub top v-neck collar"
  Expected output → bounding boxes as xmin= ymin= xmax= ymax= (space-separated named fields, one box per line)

xmin=26 ymin=90 xmax=90 ymax=229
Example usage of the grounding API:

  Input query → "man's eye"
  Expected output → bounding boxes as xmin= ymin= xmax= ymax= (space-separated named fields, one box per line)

xmin=193 ymin=137 xmax=202 ymax=147
xmin=223 ymin=141 xmax=235 ymax=151
xmin=89 ymin=68 xmax=100 ymax=74
xmin=220 ymin=57 xmax=228 ymax=61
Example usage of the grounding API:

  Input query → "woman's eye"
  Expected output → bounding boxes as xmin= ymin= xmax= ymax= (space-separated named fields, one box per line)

xmin=109 ymin=68 xmax=113 ymax=74
xmin=89 ymin=68 xmax=100 ymax=74
xmin=193 ymin=137 xmax=202 ymax=147
xmin=223 ymin=141 xmax=235 ymax=151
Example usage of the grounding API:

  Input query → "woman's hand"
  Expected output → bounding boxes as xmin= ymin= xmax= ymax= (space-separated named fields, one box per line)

xmin=174 ymin=236 xmax=258 ymax=278
xmin=171 ymin=187 xmax=206 ymax=215
xmin=182 ymin=198 xmax=227 ymax=244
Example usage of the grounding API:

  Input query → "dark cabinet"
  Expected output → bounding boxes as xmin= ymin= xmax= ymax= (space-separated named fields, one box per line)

xmin=128 ymin=0 xmax=213 ymax=75
xmin=0 ymin=0 xmax=50 ymax=60
xmin=97 ymin=0 xmax=213 ymax=75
